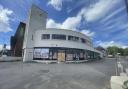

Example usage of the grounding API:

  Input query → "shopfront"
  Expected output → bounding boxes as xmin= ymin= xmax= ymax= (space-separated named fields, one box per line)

xmin=33 ymin=47 xmax=90 ymax=61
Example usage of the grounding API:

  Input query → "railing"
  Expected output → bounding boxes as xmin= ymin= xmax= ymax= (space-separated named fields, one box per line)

xmin=116 ymin=56 xmax=128 ymax=76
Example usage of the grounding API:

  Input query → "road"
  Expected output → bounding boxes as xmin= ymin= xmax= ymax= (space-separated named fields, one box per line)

xmin=0 ymin=58 xmax=116 ymax=89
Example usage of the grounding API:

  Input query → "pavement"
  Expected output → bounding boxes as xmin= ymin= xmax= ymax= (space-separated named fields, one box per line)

xmin=0 ymin=58 xmax=116 ymax=89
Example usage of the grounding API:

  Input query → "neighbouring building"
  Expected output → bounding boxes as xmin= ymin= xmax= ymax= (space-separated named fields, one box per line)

xmin=95 ymin=46 xmax=107 ymax=58
xmin=10 ymin=22 xmax=26 ymax=57
xmin=11 ymin=5 xmax=103 ymax=62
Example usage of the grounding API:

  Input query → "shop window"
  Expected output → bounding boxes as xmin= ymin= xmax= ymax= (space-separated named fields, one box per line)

xmin=40 ymin=48 xmax=49 ymax=58
xmin=34 ymin=48 xmax=49 ymax=59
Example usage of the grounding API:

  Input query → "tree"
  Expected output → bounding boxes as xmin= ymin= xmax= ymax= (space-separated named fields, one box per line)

xmin=124 ymin=48 xmax=128 ymax=56
xmin=107 ymin=46 xmax=118 ymax=56
xmin=107 ymin=46 xmax=128 ymax=56
xmin=118 ymin=48 xmax=124 ymax=56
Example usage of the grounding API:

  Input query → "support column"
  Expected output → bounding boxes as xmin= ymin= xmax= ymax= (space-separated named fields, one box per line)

xmin=23 ymin=48 xmax=33 ymax=62
xmin=23 ymin=5 xmax=47 ymax=62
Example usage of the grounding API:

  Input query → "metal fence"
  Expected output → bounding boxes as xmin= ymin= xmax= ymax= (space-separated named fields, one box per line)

xmin=116 ymin=56 xmax=128 ymax=76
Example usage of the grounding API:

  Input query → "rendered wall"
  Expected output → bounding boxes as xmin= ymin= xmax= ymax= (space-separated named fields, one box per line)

xmin=23 ymin=5 xmax=47 ymax=62
xmin=34 ymin=29 xmax=95 ymax=52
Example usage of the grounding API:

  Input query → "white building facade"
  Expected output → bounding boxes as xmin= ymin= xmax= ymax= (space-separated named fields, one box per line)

xmin=23 ymin=5 xmax=102 ymax=62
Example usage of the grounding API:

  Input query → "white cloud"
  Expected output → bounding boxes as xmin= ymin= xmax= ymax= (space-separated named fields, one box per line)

xmin=0 ymin=44 xmax=10 ymax=50
xmin=101 ymin=6 xmax=125 ymax=23
xmin=0 ymin=5 xmax=13 ymax=32
xmin=0 ymin=45 xmax=3 ymax=51
xmin=47 ymin=15 xmax=81 ymax=31
xmin=61 ymin=16 xmax=81 ymax=30
xmin=47 ymin=0 xmax=72 ymax=11
xmin=102 ymin=14 xmax=126 ymax=27
xmin=46 ymin=5 xmax=95 ymax=37
xmin=47 ymin=17 xmax=95 ymax=37
xmin=79 ymin=0 xmax=120 ymax=22
xmin=47 ymin=19 xmax=61 ymax=28
xmin=80 ymin=30 xmax=95 ymax=37
xmin=96 ymin=41 xmax=128 ymax=48
xmin=101 ymin=19 xmax=128 ymax=33
xmin=7 ymin=45 xmax=10 ymax=49
xmin=47 ymin=0 xmax=62 ymax=11
xmin=6 ymin=45 xmax=10 ymax=50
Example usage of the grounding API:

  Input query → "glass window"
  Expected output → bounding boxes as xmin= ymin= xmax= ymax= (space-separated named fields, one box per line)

xmin=34 ymin=48 xmax=49 ymax=59
xmin=49 ymin=50 xmax=53 ymax=60
xmin=52 ymin=50 xmax=57 ymax=60
xmin=52 ymin=34 xmax=66 ymax=40
xmin=41 ymin=34 xmax=50 ymax=39
xmin=81 ymin=38 xmax=86 ymax=43
xmin=40 ymin=48 xmax=49 ymax=58
xmin=68 ymin=35 xmax=79 ymax=41
xmin=34 ymin=48 xmax=41 ymax=58
xmin=66 ymin=49 xmax=74 ymax=61
xmin=32 ymin=34 xmax=33 ymax=40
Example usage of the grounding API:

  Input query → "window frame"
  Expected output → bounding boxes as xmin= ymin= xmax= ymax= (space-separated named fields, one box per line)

xmin=52 ymin=34 xmax=66 ymax=40
xmin=68 ymin=35 xmax=79 ymax=41
xmin=81 ymin=38 xmax=86 ymax=43
xmin=41 ymin=34 xmax=50 ymax=40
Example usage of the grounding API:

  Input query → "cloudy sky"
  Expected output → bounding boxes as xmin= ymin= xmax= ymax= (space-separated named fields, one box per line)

xmin=0 ymin=0 xmax=128 ymax=49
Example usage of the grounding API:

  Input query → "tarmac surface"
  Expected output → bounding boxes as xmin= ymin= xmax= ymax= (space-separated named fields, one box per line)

xmin=0 ymin=58 xmax=116 ymax=89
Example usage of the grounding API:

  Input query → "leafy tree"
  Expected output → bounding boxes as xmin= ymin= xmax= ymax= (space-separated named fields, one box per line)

xmin=124 ymin=48 xmax=128 ymax=56
xmin=107 ymin=46 xmax=118 ymax=56
xmin=118 ymin=48 xmax=124 ymax=56
xmin=107 ymin=46 xmax=128 ymax=56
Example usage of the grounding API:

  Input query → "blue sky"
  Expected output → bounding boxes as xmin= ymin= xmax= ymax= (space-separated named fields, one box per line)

xmin=0 ymin=0 xmax=128 ymax=49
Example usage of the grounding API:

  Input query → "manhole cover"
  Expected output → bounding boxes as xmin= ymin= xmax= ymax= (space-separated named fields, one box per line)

xmin=39 ymin=70 xmax=49 ymax=73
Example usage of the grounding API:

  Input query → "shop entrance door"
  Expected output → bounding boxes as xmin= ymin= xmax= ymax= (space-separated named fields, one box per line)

xmin=58 ymin=50 xmax=65 ymax=62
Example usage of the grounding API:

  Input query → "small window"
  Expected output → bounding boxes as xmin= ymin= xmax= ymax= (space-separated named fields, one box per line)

xmin=52 ymin=34 xmax=66 ymax=40
xmin=41 ymin=34 xmax=50 ymax=39
xmin=68 ymin=36 xmax=73 ymax=40
xmin=81 ymin=38 xmax=86 ymax=43
xmin=32 ymin=34 xmax=33 ymax=40
xmin=68 ymin=35 xmax=79 ymax=41
xmin=74 ymin=37 xmax=79 ymax=41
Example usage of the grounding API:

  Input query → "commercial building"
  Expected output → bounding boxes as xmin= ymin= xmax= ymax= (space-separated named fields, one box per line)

xmin=11 ymin=5 xmax=102 ymax=62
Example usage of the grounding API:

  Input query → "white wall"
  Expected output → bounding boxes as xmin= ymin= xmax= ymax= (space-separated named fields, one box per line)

xmin=34 ymin=28 xmax=96 ymax=52
xmin=23 ymin=5 xmax=47 ymax=49
xmin=23 ymin=5 xmax=47 ymax=62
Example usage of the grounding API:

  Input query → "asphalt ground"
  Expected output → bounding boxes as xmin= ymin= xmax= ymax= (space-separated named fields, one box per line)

xmin=0 ymin=58 xmax=116 ymax=89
